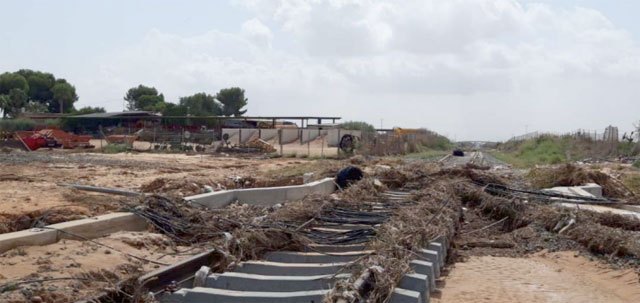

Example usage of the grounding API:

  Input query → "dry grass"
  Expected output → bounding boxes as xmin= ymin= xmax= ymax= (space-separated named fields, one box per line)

xmin=528 ymin=164 xmax=633 ymax=198
xmin=565 ymin=222 xmax=640 ymax=257
xmin=329 ymin=180 xmax=461 ymax=302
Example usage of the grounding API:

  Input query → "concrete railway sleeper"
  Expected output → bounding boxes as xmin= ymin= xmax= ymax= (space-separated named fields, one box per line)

xmin=158 ymin=190 xmax=449 ymax=303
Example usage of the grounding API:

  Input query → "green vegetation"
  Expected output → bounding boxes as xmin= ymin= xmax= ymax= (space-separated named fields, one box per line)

xmin=494 ymin=134 xmax=640 ymax=168
xmin=0 ymin=118 xmax=36 ymax=132
xmin=634 ymin=159 xmax=640 ymax=169
xmin=492 ymin=135 xmax=578 ymax=168
xmin=102 ymin=144 xmax=129 ymax=154
xmin=216 ymin=87 xmax=248 ymax=117
xmin=179 ymin=93 xmax=222 ymax=116
xmin=339 ymin=121 xmax=376 ymax=133
xmin=0 ymin=70 xmax=78 ymax=117
xmin=74 ymin=106 xmax=106 ymax=115
xmin=124 ymin=85 xmax=248 ymax=117
xmin=0 ymin=118 xmax=60 ymax=133
xmin=124 ymin=85 xmax=166 ymax=112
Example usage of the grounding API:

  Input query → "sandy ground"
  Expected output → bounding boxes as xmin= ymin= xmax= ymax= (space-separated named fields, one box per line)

xmin=0 ymin=150 xmax=310 ymax=216
xmin=435 ymin=251 xmax=640 ymax=303
xmin=0 ymin=231 xmax=197 ymax=302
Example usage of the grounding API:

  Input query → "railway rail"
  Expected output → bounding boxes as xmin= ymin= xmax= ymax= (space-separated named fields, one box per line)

xmin=142 ymin=191 xmax=447 ymax=303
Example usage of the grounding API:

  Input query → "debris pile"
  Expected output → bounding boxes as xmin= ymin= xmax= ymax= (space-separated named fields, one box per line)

xmin=243 ymin=138 xmax=277 ymax=153
xmin=528 ymin=164 xmax=635 ymax=199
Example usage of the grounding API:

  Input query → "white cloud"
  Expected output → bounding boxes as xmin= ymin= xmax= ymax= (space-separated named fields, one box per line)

xmin=241 ymin=18 xmax=273 ymax=48
xmin=79 ymin=0 xmax=640 ymax=140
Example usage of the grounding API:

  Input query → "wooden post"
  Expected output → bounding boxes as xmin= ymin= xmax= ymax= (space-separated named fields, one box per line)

xmin=278 ymin=129 xmax=283 ymax=155
xmin=307 ymin=131 xmax=311 ymax=156
xmin=321 ymin=128 xmax=324 ymax=158
xmin=337 ymin=128 xmax=341 ymax=157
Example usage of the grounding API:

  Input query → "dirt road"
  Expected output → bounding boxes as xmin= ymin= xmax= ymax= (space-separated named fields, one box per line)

xmin=441 ymin=151 xmax=506 ymax=168
xmin=435 ymin=251 xmax=640 ymax=303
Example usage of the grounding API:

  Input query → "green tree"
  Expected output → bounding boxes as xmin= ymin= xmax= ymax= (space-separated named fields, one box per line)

xmin=24 ymin=101 xmax=48 ymax=113
xmin=49 ymin=80 xmax=78 ymax=113
xmin=0 ymin=70 xmax=80 ymax=115
xmin=1 ymin=88 xmax=29 ymax=118
xmin=124 ymin=85 xmax=165 ymax=111
xmin=16 ymin=70 xmax=55 ymax=102
xmin=0 ymin=72 xmax=29 ymax=94
xmin=216 ymin=87 xmax=248 ymax=116
xmin=179 ymin=92 xmax=222 ymax=116
xmin=74 ymin=106 xmax=106 ymax=115
xmin=0 ymin=73 xmax=30 ymax=117
xmin=161 ymin=102 xmax=188 ymax=116
xmin=0 ymin=95 xmax=7 ymax=117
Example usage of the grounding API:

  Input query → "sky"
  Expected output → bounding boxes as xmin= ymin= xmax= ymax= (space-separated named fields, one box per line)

xmin=1 ymin=0 xmax=639 ymax=141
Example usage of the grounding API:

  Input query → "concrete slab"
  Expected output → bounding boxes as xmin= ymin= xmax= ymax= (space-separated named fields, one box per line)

xmin=580 ymin=183 xmax=603 ymax=198
xmin=0 ymin=212 xmax=148 ymax=254
xmin=416 ymin=249 xmax=440 ymax=278
xmin=264 ymin=251 xmax=370 ymax=263
xmin=399 ymin=273 xmax=430 ymax=303
xmin=304 ymin=243 xmax=367 ymax=253
xmin=389 ymin=288 xmax=422 ymax=303
xmin=205 ymin=272 xmax=350 ymax=291
xmin=410 ymin=260 xmax=436 ymax=290
xmin=49 ymin=212 xmax=148 ymax=240
xmin=559 ymin=203 xmax=640 ymax=220
xmin=163 ymin=287 xmax=328 ymax=303
xmin=233 ymin=260 xmax=348 ymax=276
xmin=542 ymin=185 xmax=599 ymax=199
xmin=427 ymin=243 xmax=445 ymax=267
xmin=186 ymin=178 xmax=336 ymax=209
xmin=0 ymin=228 xmax=57 ymax=254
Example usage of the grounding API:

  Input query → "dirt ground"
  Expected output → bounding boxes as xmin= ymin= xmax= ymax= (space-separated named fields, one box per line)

xmin=0 ymin=231 xmax=198 ymax=302
xmin=435 ymin=251 xmax=640 ymax=303
xmin=0 ymin=149 xmax=327 ymax=230
xmin=2 ymin=149 xmax=640 ymax=302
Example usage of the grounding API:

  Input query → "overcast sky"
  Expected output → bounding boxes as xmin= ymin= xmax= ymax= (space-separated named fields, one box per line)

xmin=1 ymin=0 xmax=639 ymax=141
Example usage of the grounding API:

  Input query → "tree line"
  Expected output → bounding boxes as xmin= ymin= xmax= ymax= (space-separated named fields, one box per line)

xmin=124 ymin=85 xmax=248 ymax=117
xmin=0 ymin=69 xmax=249 ymax=118
xmin=0 ymin=70 xmax=100 ymax=118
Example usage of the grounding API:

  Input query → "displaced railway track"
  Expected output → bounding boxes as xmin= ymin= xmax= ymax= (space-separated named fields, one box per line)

xmin=152 ymin=191 xmax=447 ymax=303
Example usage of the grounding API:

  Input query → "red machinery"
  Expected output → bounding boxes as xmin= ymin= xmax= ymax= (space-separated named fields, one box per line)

xmin=14 ymin=129 xmax=94 ymax=151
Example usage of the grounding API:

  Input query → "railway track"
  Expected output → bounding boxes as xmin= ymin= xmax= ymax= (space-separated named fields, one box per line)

xmin=156 ymin=191 xmax=447 ymax=303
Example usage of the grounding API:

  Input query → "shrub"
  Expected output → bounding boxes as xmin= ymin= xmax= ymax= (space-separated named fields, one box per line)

xmin=0 ymin=118 xmax=36 ymax=132
xmin=102 ymin=144 xmax=129 ymax=154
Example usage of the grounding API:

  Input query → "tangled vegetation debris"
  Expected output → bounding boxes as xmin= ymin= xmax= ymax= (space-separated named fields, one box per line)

xmin=528 ymin=163 xmax=635 ymax=199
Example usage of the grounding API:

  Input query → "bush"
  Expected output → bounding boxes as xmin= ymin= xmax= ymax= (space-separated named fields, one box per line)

xmin=0 ymin=118 xmax=36 ymax=132
xmin=634 ymin=159 xmax=640 ymax=169
xmin=102 ymin=144 xmax=129 ymax=154
xmin=339 ymin=121 xmax=376 ymax=133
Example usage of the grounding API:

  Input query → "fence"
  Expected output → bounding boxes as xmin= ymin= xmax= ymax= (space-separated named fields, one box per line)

xmin=508 ymin=127 xmax=620 ymax=143
xmin=97 ymin=126 xmax=362 ymax=157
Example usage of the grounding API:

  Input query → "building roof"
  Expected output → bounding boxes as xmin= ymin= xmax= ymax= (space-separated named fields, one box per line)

xmin=72 ymin=111 xmax=159 ymax=118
